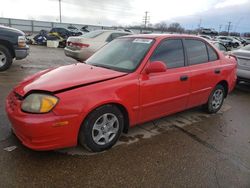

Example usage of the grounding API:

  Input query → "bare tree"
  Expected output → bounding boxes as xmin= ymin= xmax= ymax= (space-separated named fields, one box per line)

xmin=168 ymin=22 xmax=184 ymax=33
xmin=243 ymin=33 xmax=250 ymax=37
xmin=154 ymin=22 xmax=168 ymax=33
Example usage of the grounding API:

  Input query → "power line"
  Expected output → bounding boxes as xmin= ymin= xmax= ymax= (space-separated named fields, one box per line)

xmin=197 ymin=18 xmax=202 ymax=29
xmin=219 ymin=24 xmax=222 ymax=32
xmin=234 ymin=17 xmax=244 ymax=32
xmin=53 ymin=0 xmax=142 ymax=20
xmin=62 ymin=0 xmax=137 ymax=14
xmin=226 ymin=21 xmax=232 ymax=36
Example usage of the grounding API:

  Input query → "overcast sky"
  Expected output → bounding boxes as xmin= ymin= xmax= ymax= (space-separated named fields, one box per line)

xmin=0 ymin=0 xmax=249 ymax=32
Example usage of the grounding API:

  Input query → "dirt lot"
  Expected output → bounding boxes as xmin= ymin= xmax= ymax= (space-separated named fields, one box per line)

xmin=0 ymin=45 xmax=250 ymax=187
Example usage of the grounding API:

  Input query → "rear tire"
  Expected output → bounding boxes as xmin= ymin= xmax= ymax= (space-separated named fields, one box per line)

xmin=0 ymin=45 xmax=13 ymax=71
xmin=205 ymin=85 xmax=225 ymax=114
xmin=79 ymin=105 xmax=124 ymax=152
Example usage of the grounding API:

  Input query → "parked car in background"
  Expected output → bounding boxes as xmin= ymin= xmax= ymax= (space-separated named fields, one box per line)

xmin=232 ymin=36 xmax=246 ymax=46
xmin=64 ymin=30 xmax=131 ymax=62
xmin=242 ymin=38 xmax=250 ymax=45
xmin=231 ymin=45 xmax=250 ymax=82
xmin=0 ymin=25 xmax=29 ymax=71
xmin=211 ymin=41 xmax=229 ymax=54
xmin=6 ymin=34 xmax=236 ymax=152
xmin=216 ymin=36 xmax=240 ymax=48
xmin=199 ymin=35 xmax=232 ymax=51
xmin=201 ymin=28 xmax=218 ymax=35
xmin=50 ymin=27 xmax=82 ymax=38
xmin=67 ymin=25 xmax=90 ymax=35
xmin=213 ymin=37 xmax=231 ymax=49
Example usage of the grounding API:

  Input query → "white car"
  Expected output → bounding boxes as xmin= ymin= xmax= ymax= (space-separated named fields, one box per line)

xmin=216 ymin=36 xmax=240 ymax=48
xmin=64 ymin=30 xmax=131 ymax=62
xmin=231 ymin=45 xmax=250 ymax=82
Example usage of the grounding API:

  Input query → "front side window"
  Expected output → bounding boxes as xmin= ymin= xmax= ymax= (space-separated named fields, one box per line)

xmin=86 ymin=38 xmax=154 ymax=72
xmin=150 ymin=39 xmax=185 ymax=68
xmin=185 ymin=39 xmax=208 ymax=65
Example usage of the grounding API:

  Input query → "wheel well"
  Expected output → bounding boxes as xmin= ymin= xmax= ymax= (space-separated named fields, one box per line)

xmin=109 ymin=103 xmax=130 ymax=133
xmin=0 ymin=39 xmax=15 ymax=58
xmin=82 ymin=103 xmax=130 ymax=134
xmin=217 ymin=80 xmax=228 ymax=98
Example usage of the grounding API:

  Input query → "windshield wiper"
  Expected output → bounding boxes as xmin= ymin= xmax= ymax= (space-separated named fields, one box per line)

xmin=91 ymin=64 xmax=113 ymax=70
xmin=89 ymin=63 xmax=129 ymax=73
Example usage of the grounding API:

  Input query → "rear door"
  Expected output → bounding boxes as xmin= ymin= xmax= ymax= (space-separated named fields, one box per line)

xmin=139 ymin=39 xmax=190 ymax=123
xmin=184 ymin=39 xmax=221 ymax=108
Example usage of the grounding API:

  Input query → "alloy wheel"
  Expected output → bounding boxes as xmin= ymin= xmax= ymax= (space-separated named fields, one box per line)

xmin=92 ymin=113 xmax=119 ymax=145
xmin=211 ymin=89 xmax=224 ymax=110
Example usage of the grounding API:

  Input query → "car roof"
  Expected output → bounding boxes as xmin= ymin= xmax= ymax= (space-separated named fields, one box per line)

xmin=93 ymin=30 xmax=131 ymax=34
xmin=122 ymin=34 xmax=205 ymax=40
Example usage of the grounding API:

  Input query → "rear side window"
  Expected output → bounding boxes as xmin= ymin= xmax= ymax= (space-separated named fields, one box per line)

xmin=207 ymin=45 xmax=218 ymax=61
xmin=214 ymin=42 xmax=227 ymax=52
xmin=185 ymin=39 xmax=208 ymax=65
xmin=150 ymin=39 xmax=185 ymax=69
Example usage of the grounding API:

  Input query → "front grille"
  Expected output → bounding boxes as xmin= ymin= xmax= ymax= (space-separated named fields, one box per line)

xmin=8 ymin=92 xmax=23 ymax=111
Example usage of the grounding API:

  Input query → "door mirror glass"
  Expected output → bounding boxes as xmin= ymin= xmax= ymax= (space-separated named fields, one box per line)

xmin=146 ymin=61 xmax=167 ymax=74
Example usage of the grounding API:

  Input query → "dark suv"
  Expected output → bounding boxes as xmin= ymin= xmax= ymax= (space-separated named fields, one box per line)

xmin=0 ymin=25 xmax=29 ymax=71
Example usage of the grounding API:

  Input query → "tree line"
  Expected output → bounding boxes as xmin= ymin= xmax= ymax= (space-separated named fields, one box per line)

xmin=125 ymin=22 xmax=250 ymax=37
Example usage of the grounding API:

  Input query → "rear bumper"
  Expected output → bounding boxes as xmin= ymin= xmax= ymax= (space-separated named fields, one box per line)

xmin=64 ymin=47 xmax=93 ymax=62
xmin=15 ymin=46 xmax=29 ymax=60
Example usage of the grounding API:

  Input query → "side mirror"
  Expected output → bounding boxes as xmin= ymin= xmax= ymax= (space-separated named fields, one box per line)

xmin=146 ymin=61 xmax=167 ymax=74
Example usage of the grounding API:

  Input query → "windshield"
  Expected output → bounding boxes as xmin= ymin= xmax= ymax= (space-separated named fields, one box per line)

xmin=81 ymin=30 xmax=104 ymax=38
xmin=86 ymin=38 xmax=154 ymax=72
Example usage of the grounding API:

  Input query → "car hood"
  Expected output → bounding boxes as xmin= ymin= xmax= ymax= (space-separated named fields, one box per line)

xmin=14 ymin=63 xmax=127 ymax=96
xmin=0 ymin=25 xmax=25 ymax=36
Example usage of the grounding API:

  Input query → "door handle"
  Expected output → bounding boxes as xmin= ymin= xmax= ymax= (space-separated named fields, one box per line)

xmin=214 ymin=69 xmax=221 ymax=74
xmin=180 ymin=75 xmax=188 ymax=81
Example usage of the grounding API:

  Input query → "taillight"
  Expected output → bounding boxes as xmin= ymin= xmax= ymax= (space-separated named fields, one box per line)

xmin=67 ymin=41 xmax=89 ymax=48
xmin=67 ymin=41 xmax=71 ymax=46
xmin=18 ymin=36 xmax=26 ymax=48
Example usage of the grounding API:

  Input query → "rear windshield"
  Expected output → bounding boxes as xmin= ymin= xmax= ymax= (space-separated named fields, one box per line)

xmin=81 ymin=30 xmax=104 ymax=38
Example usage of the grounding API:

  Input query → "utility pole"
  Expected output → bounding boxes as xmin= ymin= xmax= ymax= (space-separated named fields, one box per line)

xmin=219 ymin=24 xmax=222 ymax=33
xmin=142 ymin=11 xmax=150 ymax=28
xmin=227 ymin=21 xmax=232 ymax=36
xmin=197 ymin=18 xmax=202 ymax=29
xmin=59 ymin=0 xmax=62 ymax=23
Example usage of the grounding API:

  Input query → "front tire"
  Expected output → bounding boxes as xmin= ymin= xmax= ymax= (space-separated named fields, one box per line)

xmin=79 ymin=105 xmax=124 ymax=152
xmin=205 ymin=85 xmax=225 ymax=114
xmin=0 ymin=45 xmax=13 ymax=71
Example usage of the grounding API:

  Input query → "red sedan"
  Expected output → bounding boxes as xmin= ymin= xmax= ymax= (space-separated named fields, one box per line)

xmin=6 ymin=34 xmax=237 ymax=152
